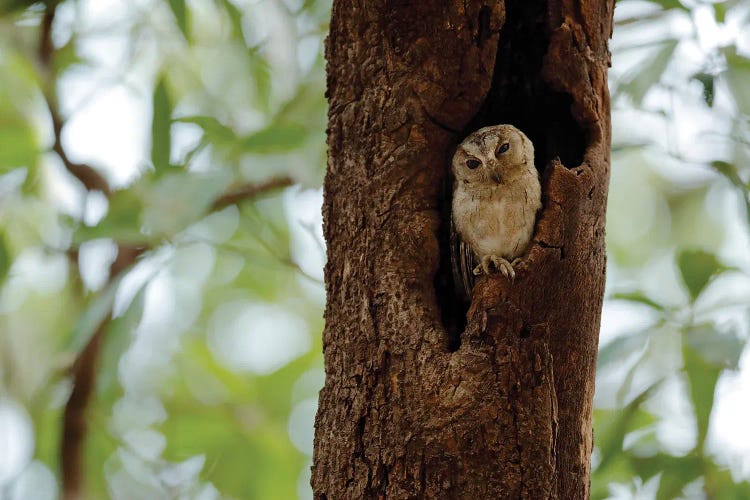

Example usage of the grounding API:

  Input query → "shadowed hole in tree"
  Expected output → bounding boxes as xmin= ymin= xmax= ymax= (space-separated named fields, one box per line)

xmin=473 ymin=0 xmax=587 ymax=169
xmin=436 ymin=0 xmax=587 ymax=352
xmin=435 ymin=207 xmax=466 ymax=351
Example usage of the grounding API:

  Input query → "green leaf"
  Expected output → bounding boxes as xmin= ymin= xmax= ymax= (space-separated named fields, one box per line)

xmin=176 ymin=116 xmax=237 ymax=147
xmin=74 ymin=189 xmax=145 ymax=244
xmin=249 ymin=50 xmax=271 ymax=112
xmin=597 ymin=330 xmax=650 ymax=370
xmin=712 ymin=161 xmax=750 ymax=223
xmin=683 ymin=325 xmax=743 ymax=451
xmin=705 ymin=463 xmax=750 ymax=499
xmin=151 ymin=76 xmax=173 ymax=175
xmin=692 ymin=72 xmax=715 ymax=107
xmin=595 ymin=382 xmax=661 ymax=473
xmin=591 ymin=453 xmax=636 ymax=500
xmin=611 ymin=141 xmax=649 ymax=153
xmin=0 ymin=232 xmax=10 ymax=283
xmin=69 ymin=272 xmax=127 ymax=351
xmin=217 ymin=0 xmax=244 ymax=38
xmin=611 ymin=291 xmax=666 ymax=311
xmin=140 ymin=172 xmax=231 ymax=237
xmin=167 ymin=0 xmax=190 ymax=40
xmin=98 ymin=284 xmax=147 ymax=394
xmin=240 ymin=124 xmax=307 ymax=154
xmin=0 ymin=112 xmax=38 ymax=173
xmin=53 ymin=36 xmax=83 ymax=74
xmin=684 ymin=342 xmax=720 ymax=453
xmin=275 ymin=81 xmax=327 ymax=127
xmin=685 ymin=325 xmax=743 ymax=371
xmin=676 ymin=249 xmax=727 ymax=301
xmin=648 ymin=0 xmax=688 ymax=10
xmin=620 ymin=40 xmax=678 ymax=105
xmin=0 ymin=0 xmax=37 ymax=14
xmin=712 ymin=161 xmax=747 ymax=190
xmin=713 ymin=3 xmax=729 ymax=23
xmin=630 ymin=453 xmax=703 ymax=500
xmin=723 ymin=47 xmax=750 ymax=115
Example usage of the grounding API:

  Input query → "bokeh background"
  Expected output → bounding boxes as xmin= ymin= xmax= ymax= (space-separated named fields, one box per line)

xmin=0 ymin=0 xmax=748 ymax=498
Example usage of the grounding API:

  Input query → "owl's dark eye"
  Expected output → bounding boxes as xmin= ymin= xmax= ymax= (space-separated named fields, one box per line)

xmin=466 ymin=159 xmax=481 ymax=170
xmin=496 ymin=143 xmax=510 ymax=156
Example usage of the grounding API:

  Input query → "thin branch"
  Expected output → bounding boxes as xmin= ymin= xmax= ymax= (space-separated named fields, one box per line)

xmin=39 ymin=6 xmax=55 ymax=66
xmin=60 ymin=317 xmax=107 ymax=500
xmin=38 ymin=4 xmax=111 ymax=196
xmin=211 ymin=176 xmax=293 ymax=211
xmin=60 ymin=245 xmax=145 ymax=500
xmin=40 ymin=4 xmax=117 ymax=496
xmin=49 ymin=112 xmax=112 ymax=195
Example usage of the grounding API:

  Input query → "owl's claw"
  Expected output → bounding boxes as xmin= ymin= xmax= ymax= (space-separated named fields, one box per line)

xmin=495 ymin=256 xmax=515 ymax=280
xmin=473 ymin=255 xmax=515 ymax=280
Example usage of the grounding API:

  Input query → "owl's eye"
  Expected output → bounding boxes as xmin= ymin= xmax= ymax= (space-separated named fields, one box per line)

xmin=466 ymin=159 xmax=481 ymax=170
xmin=496 ymin=143 xmax=510 ymax=156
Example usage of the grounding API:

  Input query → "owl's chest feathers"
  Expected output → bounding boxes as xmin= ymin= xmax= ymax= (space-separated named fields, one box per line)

xmin=453 ymin=175 xmax=541 ymax=259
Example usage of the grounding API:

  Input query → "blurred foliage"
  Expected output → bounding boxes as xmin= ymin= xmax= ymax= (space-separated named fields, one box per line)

xmin=0 ymin=0 xmax=328 ymax=498
xmin=0 ymin=0 xmax=748 ymax=499
xmin=596 ymin=0 xmax=750 ymax=498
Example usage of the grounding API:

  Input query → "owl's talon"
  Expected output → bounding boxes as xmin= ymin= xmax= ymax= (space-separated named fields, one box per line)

xmin=491 ymin=255 xmax=515 ymax=280
xmin=473 ymin=255 xmax=515 ymax=280
xmin=473 ymin=256 xmax=494 ymax=276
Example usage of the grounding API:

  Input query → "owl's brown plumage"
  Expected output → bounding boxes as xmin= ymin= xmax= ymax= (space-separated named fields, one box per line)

xmin=450 ymin=125 xmax=541 ymax=298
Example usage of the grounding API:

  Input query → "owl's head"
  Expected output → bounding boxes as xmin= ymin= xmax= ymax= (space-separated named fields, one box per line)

xmin=451 ymin=124 xmax=535 ymax=185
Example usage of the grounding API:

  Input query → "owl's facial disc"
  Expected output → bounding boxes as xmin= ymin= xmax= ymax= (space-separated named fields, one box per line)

xmin=453 ymin=125 xmax=534 ymax=184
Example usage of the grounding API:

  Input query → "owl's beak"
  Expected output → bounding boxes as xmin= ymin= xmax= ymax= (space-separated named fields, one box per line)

xmin=490 ymin=171 xmax=502 ymax=184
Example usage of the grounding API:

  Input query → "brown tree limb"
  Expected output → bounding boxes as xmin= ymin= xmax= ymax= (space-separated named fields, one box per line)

xmin=211 ymin=176 xmax=293 ymax=211
xmin=60 ymin=318 xmax=108 ymax=500
xmin=60 ymin=243 xmax=146 ymax=500
xmin=39 ymin=4 xmax=112 ymax=196
xmin=39 ymin=5 xmax=122 ymax=496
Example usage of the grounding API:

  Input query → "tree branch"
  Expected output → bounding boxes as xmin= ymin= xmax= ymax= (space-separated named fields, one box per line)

xmin=60 ymin=244 xmax=145 ymax=500
xmin=60 ymin=318 xmax=107 ymax=500
xmin=39 ymin=4 xmax=117 ymax=497
xmin=211 ymin=176 xmax=293 ymax=211
xmin=39 ymin=4 xmax=111 ymax=196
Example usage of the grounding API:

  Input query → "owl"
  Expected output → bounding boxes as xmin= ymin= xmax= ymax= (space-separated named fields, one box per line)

xmin=450 ymin=125 xmax=542 ymax=297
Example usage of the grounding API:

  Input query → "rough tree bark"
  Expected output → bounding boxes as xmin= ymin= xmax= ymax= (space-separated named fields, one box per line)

xmin=313 ymin=0 xmax=614 ymax=498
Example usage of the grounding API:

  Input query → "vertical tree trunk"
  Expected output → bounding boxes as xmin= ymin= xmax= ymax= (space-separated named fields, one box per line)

xmin=313 ymin=1 xmax=614 ymax=498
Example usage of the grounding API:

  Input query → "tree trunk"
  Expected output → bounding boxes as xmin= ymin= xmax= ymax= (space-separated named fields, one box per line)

xmin=312 ymin=1 xmax=614 ymax=498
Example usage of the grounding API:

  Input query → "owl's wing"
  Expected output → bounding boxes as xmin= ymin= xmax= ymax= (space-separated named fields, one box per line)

xmin=450 ymin=212 xmax=474 ymax=302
